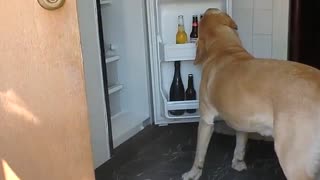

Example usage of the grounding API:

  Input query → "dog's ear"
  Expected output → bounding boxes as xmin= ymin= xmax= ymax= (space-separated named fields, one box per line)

xmin=220 ymin=12 xmax=238 ymax=30
xmin=194 ymin=39 xmax=207 ymax=65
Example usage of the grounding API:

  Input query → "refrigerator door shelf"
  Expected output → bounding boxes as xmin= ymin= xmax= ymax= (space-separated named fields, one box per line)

xmin=167 ymin=100 xmax=199 ymax=111
xmin=105 ymin=55 xmax=120 ymax=64
xmin=108 ymin=84 xmax=123 ymax=95
xmin=159 ymin=42 xmax=196 ymax=61
xmin=160 ymin=88 xmax=200 ymax=119
xmin=100 ymin=0 xmax=112 ymax=5
xmin=165 ymin=100 xmax=200 ymax=119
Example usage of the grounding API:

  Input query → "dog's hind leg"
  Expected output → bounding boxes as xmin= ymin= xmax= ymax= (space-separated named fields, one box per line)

xmin=273 ymin=114 xmax=317 ymax=180
xmin=232 ymin=131 xmax=248 ymax=171
xmin=275 ymin=140 xmax=314 ymax=180
xmin=182 ymin=112 xmax=215 ymax=180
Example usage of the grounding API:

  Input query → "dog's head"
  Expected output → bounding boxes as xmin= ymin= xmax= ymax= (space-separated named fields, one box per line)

xmin=194 ymin=8 xmax=238 ymax=65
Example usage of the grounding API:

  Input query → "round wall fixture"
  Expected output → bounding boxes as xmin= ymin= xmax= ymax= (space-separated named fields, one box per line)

xmin=37 ymin=0 xmax=65 ymax=10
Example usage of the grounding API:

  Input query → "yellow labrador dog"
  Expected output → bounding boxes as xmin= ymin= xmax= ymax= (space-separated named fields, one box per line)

xmin=183 ymin=8 xmax=320 ymax=180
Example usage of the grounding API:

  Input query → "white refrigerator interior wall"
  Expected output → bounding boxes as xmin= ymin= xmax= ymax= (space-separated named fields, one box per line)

xmin=77 ymin=0 xmax=110 ymax=168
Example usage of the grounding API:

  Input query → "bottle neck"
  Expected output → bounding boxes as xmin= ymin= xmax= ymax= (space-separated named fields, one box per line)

xmin=188 ymin=76 xmax=194 ymax=88
xmin=191 ymin=17 xmax=198 ymax=32
xmin=178 ymin=25 xmax=185 ymax=32
xmin=174 ymin=61 xmax=181 ymax=77
xmin=191 ymin=25 xmax=198 ymax=32
xmin=177 ymin=16 xmax=185 ymax=32
xmin=192 ymin=21 xmax=198 ymax=28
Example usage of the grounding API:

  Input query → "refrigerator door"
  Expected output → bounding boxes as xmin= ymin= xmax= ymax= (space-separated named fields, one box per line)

xmin=100 ymin=0 xmax=151 ymax=148
xmin=146 ymin=0 xmax=232 ymax=125
xmin=78 ymin=0 xmax=112 ymax=168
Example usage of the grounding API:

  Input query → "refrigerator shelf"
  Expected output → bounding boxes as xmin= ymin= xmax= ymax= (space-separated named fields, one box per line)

xmin=164 ymin=99 xmax=200 ymax=119
xmin=100 ymin=0 xmax=112 ymax=5
xmin=108 ymin=84 xmax=123 ymax=95
xmin=159 ymin=43 xmax=196 ymax=62
xmin=160 ymin=88 xmax=200 ymax=119
xmin=167 ymin=99 xmax=199 ymax=111
xmin=105 ymin=55 xmax=120 ymax=64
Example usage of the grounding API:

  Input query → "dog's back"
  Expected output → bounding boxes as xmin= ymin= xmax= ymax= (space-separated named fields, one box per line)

xmin=206 ymin=55 xmax=320 ymax=180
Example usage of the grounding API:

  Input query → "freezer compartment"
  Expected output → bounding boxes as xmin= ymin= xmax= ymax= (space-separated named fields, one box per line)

xmin=159 ymin=43 xmax=196 ymax=61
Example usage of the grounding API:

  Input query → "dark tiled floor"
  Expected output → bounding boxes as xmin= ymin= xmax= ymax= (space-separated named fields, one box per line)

xmin=96 ymin=123 xmax=286 ymax=180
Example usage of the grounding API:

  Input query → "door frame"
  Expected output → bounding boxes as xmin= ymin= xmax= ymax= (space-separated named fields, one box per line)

xmin=288 ymin=0 xmax=302 ymax=61
xmin=272 ymin=0 xmax=290 ymax=60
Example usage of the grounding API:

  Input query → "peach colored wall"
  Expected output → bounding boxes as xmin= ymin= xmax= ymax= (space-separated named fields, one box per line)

xmin=0 ymin=0 xmax=95 ymax=180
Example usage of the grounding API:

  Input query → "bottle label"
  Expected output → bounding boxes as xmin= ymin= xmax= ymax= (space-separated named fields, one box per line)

xmin=192 ymin=22 xmax=198 ymax=27
xmin=190 ymin=38 xmax=197 ymax=43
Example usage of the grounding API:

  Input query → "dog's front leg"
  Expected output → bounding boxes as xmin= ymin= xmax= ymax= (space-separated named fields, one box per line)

xmin=232 ymin=131 xmax=248 ymax=171
xmin=182 ymin=119 xmax=214 ymax=180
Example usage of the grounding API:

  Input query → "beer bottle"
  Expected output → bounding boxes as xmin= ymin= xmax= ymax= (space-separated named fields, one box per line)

xmin=176 ymin=15 xmax=188 ymax=44
xmin=185 ymin=74 xmax=197 ymax=113
xmin=190 ymin=15 xmax=198 ymax=43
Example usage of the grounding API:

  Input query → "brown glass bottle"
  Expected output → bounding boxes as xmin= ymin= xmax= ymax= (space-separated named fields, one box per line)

xmin=185 ymin=74 xmax=197 ymax=113
xmin=169 ymin=61 xmax=185 ymax=116
xmin=190 ymin=15 xmax=198 ymax=43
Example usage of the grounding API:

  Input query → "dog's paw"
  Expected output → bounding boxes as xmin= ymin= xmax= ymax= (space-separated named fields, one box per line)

xmin=182 ymin=168 xmax=202 ymax=180
xmin=232 ymin=160 xmax=247 ymax=172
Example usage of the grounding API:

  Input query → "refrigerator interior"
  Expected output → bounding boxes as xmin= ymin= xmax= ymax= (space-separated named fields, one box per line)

xmin=99 ymin=0 xmax=232 ymax=147
xmin=100 ymin=0 xmax=151 ymax=147
xmin=146 ymin=0 xmax=232 ymax=125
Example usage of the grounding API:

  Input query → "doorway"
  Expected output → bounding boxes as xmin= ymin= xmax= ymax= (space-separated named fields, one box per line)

xmin=289 ymin=0 xmax=320 ymax=68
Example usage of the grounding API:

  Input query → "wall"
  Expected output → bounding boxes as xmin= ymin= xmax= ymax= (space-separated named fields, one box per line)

xmin=78 ymin=0 xmax=111 ymax=168
xmin=233 ymin=0 xmax=289 ymax=60
xmin=0 ymin=0 xmax=95 ymax=179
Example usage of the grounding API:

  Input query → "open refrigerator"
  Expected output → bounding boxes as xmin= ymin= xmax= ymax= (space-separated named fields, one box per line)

xmin=99 ymin=0 xmax=232 ymax=148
